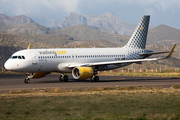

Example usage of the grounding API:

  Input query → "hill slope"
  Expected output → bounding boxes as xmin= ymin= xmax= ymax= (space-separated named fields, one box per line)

xmin=14 ymin=33 xmax=74 ymax=46
xmin=53 ymin=24 xmax=129 ymax=45
xmin=6 ymin=23 xmax=54 ymax=34
xmin=0 ymin=14 xmax=34 ymax=26
xmin=147 ymin=24 xmax=180 ymax=45
xmin=57 ymin=12 xmax=136 ymax=35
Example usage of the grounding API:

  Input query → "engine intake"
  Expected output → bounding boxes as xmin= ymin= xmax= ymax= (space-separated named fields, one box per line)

xmin=27 ymin=73 xmax=47 ymax=79
xmin=72 ymin=67 xmax=94 ymax=80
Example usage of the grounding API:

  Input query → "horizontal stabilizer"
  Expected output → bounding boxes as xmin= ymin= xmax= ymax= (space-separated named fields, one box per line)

xmin=139 ymin=51 xmax=170 ymax=56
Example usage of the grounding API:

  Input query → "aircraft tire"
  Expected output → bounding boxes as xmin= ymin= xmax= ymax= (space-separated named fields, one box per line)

xmin=24 ymin=78 xmax=30 ymax=84
xmin=90 ymin=78 xmax=94 ymax=82
xmin=59 ymin=75 xmax=63 ymax=82
xmin=94 ymin=76 xmax=99 ymax=82
xmin=63 ymin=75 xmax=68 ymax=82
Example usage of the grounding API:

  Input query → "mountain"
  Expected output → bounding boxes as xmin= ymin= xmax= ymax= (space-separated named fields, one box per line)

xmin=53 ymin=24 xmax=129 ymax=45
xmin=0 ymin=14 xmax=34 ymax=26
xmin=53 ymin=23 xmax=180 ymax=46
xmin=50 ymin=26 xmax=61 ymax=31
xmin=64 ymin=39 xmax=118 ymax=48
xmin=57 ymin=12 xmax=136 ymax=35
xmin=0 ymin=33 xmax=57 ymax=49
xmin=88 ymin=26 xmax=118 ymax=34
xmin=14 ymin=33 xmax=74 ymax=46
xmin=6 ymin=22 xmax=54 ymax=34
xmin=147 ymin=24 xmax=180 ymax=45
xmin=0 ymin=22 xmax=12 ymax=32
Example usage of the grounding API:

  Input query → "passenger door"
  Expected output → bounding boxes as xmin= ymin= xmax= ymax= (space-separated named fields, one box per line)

xmin=30 ymin=52 xmax=37 ymax=65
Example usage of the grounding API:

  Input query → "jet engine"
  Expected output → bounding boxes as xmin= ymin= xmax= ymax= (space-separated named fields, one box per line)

xmin=72 ymin=67 xmax=94 ymax=80
xmin=27 ymin=73 xmax=47 ymax=79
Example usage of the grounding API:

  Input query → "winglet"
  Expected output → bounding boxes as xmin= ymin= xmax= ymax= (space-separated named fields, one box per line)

xmin=27 ymin=44 xmax=31 ymax=49
xmin=159 ymin=44 xmax=176 ymax=60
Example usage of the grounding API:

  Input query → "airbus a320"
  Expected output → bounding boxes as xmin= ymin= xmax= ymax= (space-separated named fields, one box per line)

xmin=4 ymin=15 xmax=176 ymax=83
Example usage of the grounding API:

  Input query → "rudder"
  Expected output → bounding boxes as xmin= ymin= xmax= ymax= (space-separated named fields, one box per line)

xmin=124 ymin=15 xmax=150 ymax=49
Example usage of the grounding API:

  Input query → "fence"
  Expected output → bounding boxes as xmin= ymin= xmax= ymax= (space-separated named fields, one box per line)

xmin=99 ymin=68 xmax=179 ymax=73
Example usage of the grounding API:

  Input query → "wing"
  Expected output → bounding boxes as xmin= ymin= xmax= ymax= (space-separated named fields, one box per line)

xmin=68 ymin=44 xmax=176 ymax=68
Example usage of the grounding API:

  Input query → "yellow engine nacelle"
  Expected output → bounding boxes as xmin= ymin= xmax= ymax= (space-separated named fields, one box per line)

xmin=72 ymin=67 xmax=94 ymax=80
xmin=27 ymin=73 xmax=47 ymax=79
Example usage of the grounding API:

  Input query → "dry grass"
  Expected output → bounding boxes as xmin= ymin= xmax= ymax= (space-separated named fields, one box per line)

xmin=99 ymin=71 xmax=180 ymax=77
xmin=1 ymin=86 xmax=180 ymax=119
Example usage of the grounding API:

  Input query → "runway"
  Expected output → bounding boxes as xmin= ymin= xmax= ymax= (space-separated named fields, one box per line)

xmin=1 ymin=73 xmax=180 ymax=91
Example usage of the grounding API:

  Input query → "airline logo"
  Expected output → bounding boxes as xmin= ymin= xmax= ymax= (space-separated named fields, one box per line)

xmin=56 ymin=51 xmax=67 ymax=54
xmin=38 ymin=50 xmax=67 ymax=56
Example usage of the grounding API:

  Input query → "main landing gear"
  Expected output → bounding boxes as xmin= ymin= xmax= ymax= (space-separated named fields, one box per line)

xmin=59 ymin=74 xmax=68 ymax=82
xmin=90 ymin=76 xmax=99 ymax=82
xmin=24 ymin=78 xmax=30 ymax=83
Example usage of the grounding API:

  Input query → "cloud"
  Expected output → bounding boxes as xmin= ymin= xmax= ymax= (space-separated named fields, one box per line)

xmin=132 ymin=0 xmax=180 ymax=14
xmin=0 ymin=0 xmax=180 ymax=28
xmin=0 ymin=0 xmax=80 ymax=16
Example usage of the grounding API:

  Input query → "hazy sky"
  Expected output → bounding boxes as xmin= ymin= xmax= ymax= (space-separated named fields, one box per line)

xmin=0 ymin=0 xmax=180 ymax=29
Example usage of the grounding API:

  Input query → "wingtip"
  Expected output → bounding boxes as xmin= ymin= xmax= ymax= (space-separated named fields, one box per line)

xmin=167 ymin=44 xmax=176 ymax=58
xmin=27 ymin=44 xmax=31 ymax=49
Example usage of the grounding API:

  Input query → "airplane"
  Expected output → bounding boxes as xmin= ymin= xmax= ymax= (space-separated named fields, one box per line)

xmin=4 ymin=15 xmax=176 ymax=83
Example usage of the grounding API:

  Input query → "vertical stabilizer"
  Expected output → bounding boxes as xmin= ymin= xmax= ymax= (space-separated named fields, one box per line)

xmin=125 ymin=15 xmax=150 ymax=49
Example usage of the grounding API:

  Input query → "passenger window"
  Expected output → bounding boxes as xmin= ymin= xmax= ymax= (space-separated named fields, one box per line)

xmin=22 ymin=56 xmax=25 ymax=59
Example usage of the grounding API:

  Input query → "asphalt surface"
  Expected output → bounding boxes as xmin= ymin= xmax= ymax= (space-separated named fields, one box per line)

xmin=0 ymin=73 xmax=180 ymax=91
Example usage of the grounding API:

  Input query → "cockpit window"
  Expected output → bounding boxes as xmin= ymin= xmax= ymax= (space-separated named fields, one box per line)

xmin=12 ymin=56 xmax=18 ymax=59
xmin=11 ymin=56 xmax=25 ymax=59
xmin=18 ymin=56 xmax=22 ymax=59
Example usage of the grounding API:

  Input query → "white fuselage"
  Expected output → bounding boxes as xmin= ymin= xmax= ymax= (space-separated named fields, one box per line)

xmin=4 ymin=47 xmax=145 ymax=73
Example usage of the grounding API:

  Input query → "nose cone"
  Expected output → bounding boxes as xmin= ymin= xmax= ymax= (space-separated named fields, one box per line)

xmin=4 ymin=60 xmax=11 ymax=70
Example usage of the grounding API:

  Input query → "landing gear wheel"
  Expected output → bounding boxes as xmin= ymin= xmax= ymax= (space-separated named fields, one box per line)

xmin=90 ymin=78 xmax=94 ymax=82
xmin=90 ymin=76 xmax=99 ymax=82
xmin=94 ymin=76 xmax=99 ymax=82
xmin=63 ymin=75 xmax=68 ymax=82
xmin=59 ymin=74 xmax=68 ymax=82
xmin=24 ymin=78 xmax=30 ymax=84
xmin=59 ymin=74 xmax=63 ymax=82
